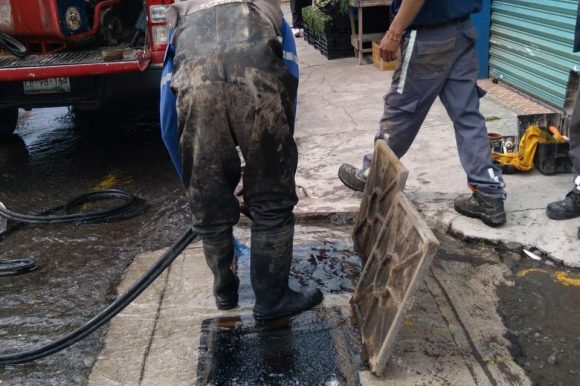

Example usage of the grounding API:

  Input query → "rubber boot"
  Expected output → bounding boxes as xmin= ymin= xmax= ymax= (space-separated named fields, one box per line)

xmin=202 ymin=230 xmax=239 ymax=310
xmin=251 ymin=223 xmax=323 ymax=321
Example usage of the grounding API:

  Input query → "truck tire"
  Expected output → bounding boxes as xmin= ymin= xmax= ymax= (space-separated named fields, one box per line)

xmin=0 ymin=108 xmax=18 ymax=139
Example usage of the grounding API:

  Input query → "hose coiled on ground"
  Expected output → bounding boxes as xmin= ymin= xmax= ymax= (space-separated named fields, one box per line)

xmin=0 ymin=189 xmax=148 ymax=276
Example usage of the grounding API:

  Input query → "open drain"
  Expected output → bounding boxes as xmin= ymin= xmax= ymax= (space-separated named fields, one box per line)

xmin=196 ymin=308 xmax=361 ymax=386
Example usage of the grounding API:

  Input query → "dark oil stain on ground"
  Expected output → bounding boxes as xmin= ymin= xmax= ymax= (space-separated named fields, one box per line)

xmin=292 ymin=240 xmax=362 ymax=294
xmin=0 ymin=104 xmax=191 ymax=385
xmin=497 ymin=258 xmax=580 ymax=386
xmin=196 ymin=308 xmax=362 ymax=386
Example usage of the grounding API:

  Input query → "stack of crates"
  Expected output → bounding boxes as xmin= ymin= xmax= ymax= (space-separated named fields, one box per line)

xmin=302 ymin=6 xmax=354 ymax=60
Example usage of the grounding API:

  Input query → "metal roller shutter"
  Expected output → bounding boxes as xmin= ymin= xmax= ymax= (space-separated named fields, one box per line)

xmin=489 ymin=0 xmax=580 ymax=109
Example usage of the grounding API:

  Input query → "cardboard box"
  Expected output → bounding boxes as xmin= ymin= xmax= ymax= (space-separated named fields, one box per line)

xmin=372 ymin=41 xmax=397 ymax=71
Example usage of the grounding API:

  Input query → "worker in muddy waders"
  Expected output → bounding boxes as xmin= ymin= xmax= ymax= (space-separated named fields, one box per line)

xmin=160 ymin=0 xmax=323 ymax=320
xmin=338 ymin=0 xmax=508 ymax=227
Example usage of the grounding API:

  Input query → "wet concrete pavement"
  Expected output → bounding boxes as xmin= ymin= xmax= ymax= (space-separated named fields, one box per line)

xmin=2 ymin=7 xmax=580 ymax=383
xmin=87 ymin=222 xmax=580 ymax=386
xmin=0 ymin=103 xmax=578 ymax=386
xmin=0 ymin=104 xmax=192 ymax=385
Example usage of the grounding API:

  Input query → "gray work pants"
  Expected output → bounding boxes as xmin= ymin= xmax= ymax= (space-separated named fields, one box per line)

xmin=364 ymin=18 xmax=506 ymax=198
xmin=171 ymin=3 xmax=299 ymax=235
xmin=569 ymin=87 xmax=580 ymax=188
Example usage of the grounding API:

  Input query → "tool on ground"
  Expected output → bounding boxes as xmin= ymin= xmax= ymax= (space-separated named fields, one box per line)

xmin=492 ymin=125 xmax=567 ymax=171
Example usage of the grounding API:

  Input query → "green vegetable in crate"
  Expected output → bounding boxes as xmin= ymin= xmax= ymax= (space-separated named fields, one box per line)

xmin=302 ymin=6 xmax=332 ymax=35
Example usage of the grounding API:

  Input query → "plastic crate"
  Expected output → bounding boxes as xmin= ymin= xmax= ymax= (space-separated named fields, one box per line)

xmin=303 ymin=25 xmax=312 ymax=44
xmin=320 ymin=47 xmax=355 ymax=60
xmin=517 ymin=113 xmax=573 ymax=175
xmin=317 ymin=33 xmax=351 ymax=49
xmin=302 ymin=7 xmax=351 ymax=47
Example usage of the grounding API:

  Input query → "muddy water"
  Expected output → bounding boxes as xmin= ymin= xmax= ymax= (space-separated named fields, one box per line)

xmin=497 ymin=256 xmax=580 ymax=386
xmin=0 ymin=105 xmax=191 ymax=385
xmin=196 ymin=308 xmax=361 ymax=386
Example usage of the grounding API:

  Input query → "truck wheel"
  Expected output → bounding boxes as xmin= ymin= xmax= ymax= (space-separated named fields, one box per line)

xmin=0 ymin=108 xmax=18 ymax=139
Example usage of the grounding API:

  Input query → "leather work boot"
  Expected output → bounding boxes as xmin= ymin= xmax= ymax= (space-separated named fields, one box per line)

xmin=251 ymin=223 xmax=323 ymax=321
xmin=546 ymin=188 xmax=580 ymax=220
xmin=338 ymin=164 xmax=367 ymax=192
xmin=454 ymin=191 xmax=507 ymax=227
xmin=202 ymin=230 xmax=239 ymax=310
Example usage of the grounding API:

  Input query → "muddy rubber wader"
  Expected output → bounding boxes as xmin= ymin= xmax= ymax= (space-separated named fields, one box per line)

xmin=252 ymin=221 xmax=323 ymax=320
xmin=168 ymin=3 xmax=322 ymax=319
xmin=203 ymin=229 xmax=239 ymax=310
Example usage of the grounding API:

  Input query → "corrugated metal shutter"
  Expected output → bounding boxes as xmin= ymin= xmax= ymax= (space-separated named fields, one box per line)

xmin=489 ymin=0 xmax=580 ymax=109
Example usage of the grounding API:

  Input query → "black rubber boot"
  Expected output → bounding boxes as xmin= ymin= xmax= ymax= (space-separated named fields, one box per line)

xmin=202 ymin=230 xmax=239 ymax=310
xmin=251 ymin=223 xmax=323 ymax=321
xmin=546 ymin=189 xmax=580 ymax=220
xmin=454 ymin=191 xmax=507 ymax=227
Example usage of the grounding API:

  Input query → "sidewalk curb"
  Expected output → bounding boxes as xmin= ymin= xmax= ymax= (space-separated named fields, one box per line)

xmin=290 ymin=205 xmax=580 ymax=269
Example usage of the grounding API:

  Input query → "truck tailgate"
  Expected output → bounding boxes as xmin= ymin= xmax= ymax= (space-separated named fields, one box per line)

xmin=0 ymin=47 xmax=151 ymax=81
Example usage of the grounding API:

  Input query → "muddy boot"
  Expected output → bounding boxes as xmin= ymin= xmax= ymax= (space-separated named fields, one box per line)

xmin=454 ymin=191 xmax=506 ymax=227
xmin=338 ymin=164 xmax=367 ymax=192
xmin=251 ymin=223 xmax=323 ymax=321
xmin=546 ymin=189 xmax=580 ymax=220
xmin=202 ymin=230 xmax=239 ymax=310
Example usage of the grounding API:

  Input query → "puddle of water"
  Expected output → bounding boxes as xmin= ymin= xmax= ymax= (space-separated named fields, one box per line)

xmin=498 ymin=263 xmax=580 ymax=386
xmin=196 ymin=308 xmax=361 ymax=386
xmin=0 ymin=104 xmax=191 ymax=385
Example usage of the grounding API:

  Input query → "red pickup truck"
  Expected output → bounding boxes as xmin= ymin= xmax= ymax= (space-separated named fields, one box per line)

xmin=0 ymin=0 xmax=173 ymax=139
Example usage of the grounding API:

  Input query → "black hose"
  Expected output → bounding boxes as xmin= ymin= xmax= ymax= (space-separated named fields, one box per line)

xmin=0 ymin=189 xmax=147 ymax=225
xmin=0 ymin=228 xmax=198 ymax=365
xmin=0 ymin=259 xmax=36 ymax=277
xmin=0 ymin=32 xmax=27 ymax=58
xmin=0 ymin=189 xmax=148 ymax=276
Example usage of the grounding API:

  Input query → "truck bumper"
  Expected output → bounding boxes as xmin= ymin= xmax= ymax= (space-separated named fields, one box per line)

xmin=0 ymin=48 xmax=160 ymax=109
xmin=0 ymin=67 xmax=162 ymax=110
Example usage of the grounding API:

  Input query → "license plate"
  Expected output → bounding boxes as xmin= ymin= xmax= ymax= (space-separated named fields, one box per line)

xmin=23 ymin=77 xmax=71 ymax=94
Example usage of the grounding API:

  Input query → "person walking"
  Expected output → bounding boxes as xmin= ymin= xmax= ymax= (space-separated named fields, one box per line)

xmin=546 ymin=1 xmax=580 ymax=238
xmin=161 ymin=0 xmax=323 ymax=320
xmin=338 ymin=0 xmax=507 ymax=227
xmin=290 ymin=0 xmax=312 ymax=36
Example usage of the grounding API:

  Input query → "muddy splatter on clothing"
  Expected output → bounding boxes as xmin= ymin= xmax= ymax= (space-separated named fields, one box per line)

xmin=171 ymin=3 xmax=299 ymax=234
xmin=167 ymin=0 xmax=282 ymax=32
